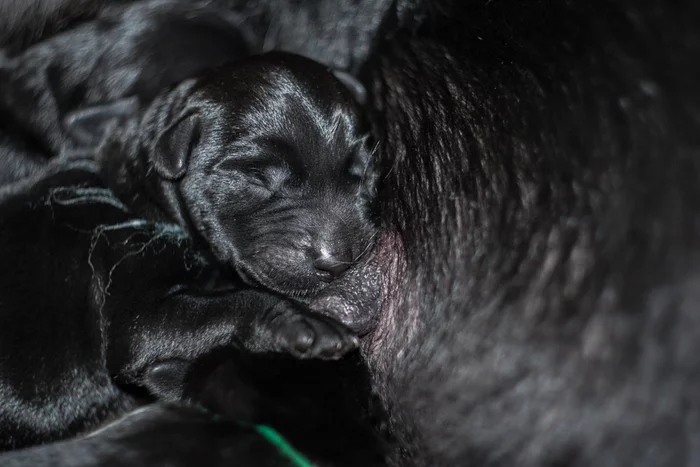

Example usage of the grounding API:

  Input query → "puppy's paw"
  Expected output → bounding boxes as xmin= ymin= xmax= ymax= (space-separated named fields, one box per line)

xmin=260 ymin=301 xmax=359 ymax=360
xmin=141 ymin=359 xmax=190 ymax=402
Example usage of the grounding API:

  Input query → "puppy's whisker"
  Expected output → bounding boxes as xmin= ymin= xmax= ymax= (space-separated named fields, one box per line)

xmin=360 ymin=139 xmax=381 ymax=186
xmin=324 ymin=109 xmax=343 ymax=143
xmin=353 ymin=230 xmax=379 ymax=263
xmin=330 ymin=210 xmax=351 ymax=227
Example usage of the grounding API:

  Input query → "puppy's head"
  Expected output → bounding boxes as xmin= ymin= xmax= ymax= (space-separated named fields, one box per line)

xmin=151 ymin=52 xmax=378 ymax=297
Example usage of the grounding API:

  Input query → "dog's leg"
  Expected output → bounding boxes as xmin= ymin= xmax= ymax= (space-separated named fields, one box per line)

xmin=107 ymin=289 xmax=360 ymax=387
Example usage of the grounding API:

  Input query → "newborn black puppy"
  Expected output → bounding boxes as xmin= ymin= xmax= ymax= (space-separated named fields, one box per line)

xmin=78 ymin=51 xmax=378 ymax=310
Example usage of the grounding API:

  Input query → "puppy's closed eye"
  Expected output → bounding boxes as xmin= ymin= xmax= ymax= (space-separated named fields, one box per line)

xmin=246 ymin=166 xmax=288 ymax=192
xmin=217 ymin=157 xmax=289 ymax=193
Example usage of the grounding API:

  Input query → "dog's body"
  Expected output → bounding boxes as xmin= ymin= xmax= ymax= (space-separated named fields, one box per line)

xmin=2 ymin=0 xmax=700 ymax=466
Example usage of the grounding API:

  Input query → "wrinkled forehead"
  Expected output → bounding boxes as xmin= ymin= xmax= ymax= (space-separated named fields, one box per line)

xmin=192 ymin=67 xmax=367 ymax=172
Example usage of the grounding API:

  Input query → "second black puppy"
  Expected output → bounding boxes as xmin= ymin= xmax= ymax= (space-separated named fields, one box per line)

xmin=0 ymin=0 xmax=253 ymax=185
xmin=72 ymin=51 xmax=378 ymax=314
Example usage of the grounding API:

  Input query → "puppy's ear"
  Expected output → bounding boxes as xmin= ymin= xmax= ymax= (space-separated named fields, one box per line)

xmin=64 ymin=97 xmax=139 ymax=147
xmin=333 ymin=70 xmax=367 ymax=106
xmin=152 ymin=112 xmax=200 ymax=181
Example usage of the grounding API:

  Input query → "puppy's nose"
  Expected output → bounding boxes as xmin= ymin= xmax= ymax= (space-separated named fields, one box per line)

xmin=313 ymin=252 xmax=352 ymax=282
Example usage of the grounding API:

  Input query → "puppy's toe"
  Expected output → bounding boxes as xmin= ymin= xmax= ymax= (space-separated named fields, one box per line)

xmin=283 ymin=320 xmax=316 ymax=354
xmin=301 ymin=314 xmax=359 ymax=359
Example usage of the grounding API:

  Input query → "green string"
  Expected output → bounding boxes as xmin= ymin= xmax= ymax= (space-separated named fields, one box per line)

xmin=255 ymin=424 xmax=315 ymax=467
xmin=195 ymin=404 xmax=314 ymax=467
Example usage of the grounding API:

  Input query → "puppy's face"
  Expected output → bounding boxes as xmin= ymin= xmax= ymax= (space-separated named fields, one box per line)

xmin=153 ymin=53 xmax=377 ymax=297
